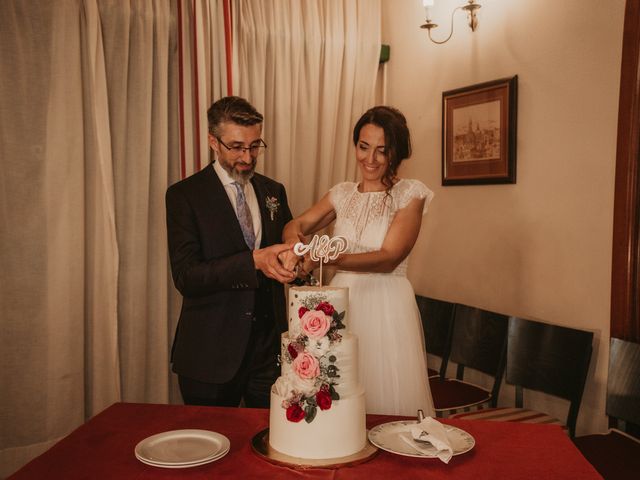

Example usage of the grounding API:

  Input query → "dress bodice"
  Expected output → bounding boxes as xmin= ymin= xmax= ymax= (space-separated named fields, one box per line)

xmin=330 ymin=179 xmax=434 ymax=276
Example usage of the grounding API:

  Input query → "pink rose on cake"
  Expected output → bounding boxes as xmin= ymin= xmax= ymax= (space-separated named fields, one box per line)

xmin=300 ymin=310 xmax=331 ymax=339
xmin=292 ymin=351 xmax=320 ymax=379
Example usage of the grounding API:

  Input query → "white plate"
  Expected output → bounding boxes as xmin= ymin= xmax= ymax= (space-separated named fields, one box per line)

xmin=135 ymin=429 xmax=230 ymax=467
xmin=367 ymin=421 xmax=475 ymax=458
xmin=135 ymin=450 xmax=229 ymax=469
xmin=134 ymin=443 xmax=230 ymax=468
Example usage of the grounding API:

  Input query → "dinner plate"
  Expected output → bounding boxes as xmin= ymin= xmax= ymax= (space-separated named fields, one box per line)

xmin=135 ymin=429 xmax=230 ymax=467
xmin=135 ymin=452 xmax=229 ymax=469
xmin=367 ymin=421 xmax=475 ymax=458
xmin=134 ymin=443 xmax=230 ymax=468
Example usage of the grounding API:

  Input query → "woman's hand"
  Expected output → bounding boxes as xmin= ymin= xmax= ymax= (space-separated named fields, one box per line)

xmin=299 ymin=254 xmax=319 ymax=276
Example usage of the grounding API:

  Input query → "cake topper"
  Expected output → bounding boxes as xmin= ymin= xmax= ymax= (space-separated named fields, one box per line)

xmin=293 ymin=234 xmax=349 ymax=287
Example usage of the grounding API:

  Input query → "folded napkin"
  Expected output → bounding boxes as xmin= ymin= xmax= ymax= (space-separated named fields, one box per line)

xmin=398 ymin=417 xmax=453 ymax=463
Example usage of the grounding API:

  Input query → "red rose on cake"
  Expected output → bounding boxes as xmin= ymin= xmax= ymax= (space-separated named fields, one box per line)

xmin=286 ymin=403 xmax=305 ymax=422
xmin=315 ymin=301 xmax=335 ymax=316
xmin=300 ymin=310 xmax=331 ymax=339
xmin=292 ymin=352 xmax=320 ymax=379
xmin=287 ymin=342 xmax=299 ymax=359
xmin=316 ymin=387 xmax=332 ymax=410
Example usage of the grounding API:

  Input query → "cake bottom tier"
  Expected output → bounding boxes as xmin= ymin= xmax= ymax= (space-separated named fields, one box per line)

xmin=269 ymin=388 xmax=366 ymax=459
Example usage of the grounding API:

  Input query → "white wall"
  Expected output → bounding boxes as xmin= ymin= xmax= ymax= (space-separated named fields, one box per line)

xmin=382 ymin=0 xmax=626 ymax=435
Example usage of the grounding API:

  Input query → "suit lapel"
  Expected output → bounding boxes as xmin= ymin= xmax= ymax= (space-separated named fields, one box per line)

xmin=251 ymin=176 xmax=272 ymax=248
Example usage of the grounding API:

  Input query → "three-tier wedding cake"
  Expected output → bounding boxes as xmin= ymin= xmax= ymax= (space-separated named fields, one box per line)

xmin=268 ymin=285 xmax=366 ymax=459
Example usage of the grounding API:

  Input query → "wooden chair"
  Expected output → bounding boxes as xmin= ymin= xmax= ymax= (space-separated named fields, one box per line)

xmin=573 ymin=337 xmax=640 ymax=479
xmin=451 ymin=316 xmax=593 ymax=438
xmin=428 ymin=304 xmax=509 ymax=416
xmin=415 ymin=295 xmax=456 ymax=378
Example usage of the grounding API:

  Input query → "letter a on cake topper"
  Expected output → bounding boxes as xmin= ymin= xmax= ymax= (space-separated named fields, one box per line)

xmin=293 ymin=235 xmax=349 ymax=286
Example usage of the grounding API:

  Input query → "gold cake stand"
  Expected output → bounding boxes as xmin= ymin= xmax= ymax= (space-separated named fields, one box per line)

xmin=251 ymin=428 xmax=379 ymax=469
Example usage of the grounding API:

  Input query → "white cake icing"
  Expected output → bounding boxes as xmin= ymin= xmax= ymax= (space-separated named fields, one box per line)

xmin=269 ymin=286 xmax=367 ymax=459
xmin=269 ymin=388 xmax=366 ymax=459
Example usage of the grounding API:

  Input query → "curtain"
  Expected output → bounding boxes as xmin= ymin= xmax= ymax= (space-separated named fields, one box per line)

xmin=0 ymin=0 xmax=381 ymax=475
xmin=0 ymin=1 xmax=179 ymax=475
xmin=178 ymin=0 xmax=230 ymax=177
xmin=233 ymin=0 xmax=382 ymax=214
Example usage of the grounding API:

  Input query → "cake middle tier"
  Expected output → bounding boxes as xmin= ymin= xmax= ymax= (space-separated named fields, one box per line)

xmin=279 ymin=332 xmax=361 ymax=398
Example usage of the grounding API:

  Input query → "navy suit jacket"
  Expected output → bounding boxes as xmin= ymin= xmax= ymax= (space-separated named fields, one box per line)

xmin=165 ymin=164 xmax=292 ymax=383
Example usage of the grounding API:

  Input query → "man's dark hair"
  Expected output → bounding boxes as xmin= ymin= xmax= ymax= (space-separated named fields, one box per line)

xmin=207 ymin=96 xmax=263 ymax=136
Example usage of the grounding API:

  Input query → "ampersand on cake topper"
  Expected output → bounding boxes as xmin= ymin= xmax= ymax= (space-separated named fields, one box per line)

xmin=293 ymin=234 xmax=349 ymax=287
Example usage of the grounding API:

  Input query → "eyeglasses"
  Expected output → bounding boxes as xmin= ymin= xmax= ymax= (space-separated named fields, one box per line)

xmin=216 ymin=137 xmax=268 ymax=156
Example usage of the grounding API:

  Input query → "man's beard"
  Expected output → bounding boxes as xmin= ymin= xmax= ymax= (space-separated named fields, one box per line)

xmin=221 ymin=159 xmax=256 ymax=184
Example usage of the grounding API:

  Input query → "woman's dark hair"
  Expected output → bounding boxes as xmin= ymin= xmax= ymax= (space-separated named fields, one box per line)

xmin=352 ymin=106 xmax=412 ymax=192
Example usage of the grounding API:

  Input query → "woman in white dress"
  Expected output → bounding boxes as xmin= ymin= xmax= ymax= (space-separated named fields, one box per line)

xmin=283 ymin=106 xmax=435 ymax=417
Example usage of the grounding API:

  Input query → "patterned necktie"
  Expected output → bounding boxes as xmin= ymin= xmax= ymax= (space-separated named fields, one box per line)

xmin=232 ymin=182 xmax=256 ymax=249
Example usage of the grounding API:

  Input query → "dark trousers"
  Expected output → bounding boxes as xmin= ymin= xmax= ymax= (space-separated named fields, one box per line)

xmin=178 ymin=321 xmax=279 ymax=408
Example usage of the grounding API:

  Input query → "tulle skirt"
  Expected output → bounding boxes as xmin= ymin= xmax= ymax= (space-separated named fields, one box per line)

xmin=330 ymin=271 xmax=435 ymax=417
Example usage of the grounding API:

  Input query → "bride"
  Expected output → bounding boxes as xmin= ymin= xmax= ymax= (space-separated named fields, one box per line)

xmin=283 ymin=106 xmax=436 ymax=417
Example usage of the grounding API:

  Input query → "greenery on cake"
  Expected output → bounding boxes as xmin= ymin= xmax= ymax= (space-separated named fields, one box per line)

xmin=276 ymin=295 xmax=345 ymax=423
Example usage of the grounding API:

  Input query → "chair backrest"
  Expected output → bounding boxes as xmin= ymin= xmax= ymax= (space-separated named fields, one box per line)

xmin=606 ymin=337 xmax=640 ymax=435
xmin=448 ymin=304 xmax=509 ymax=404
xmin=415 ymin=295 xmax=456 ymax=378
xmin=506 ymin=316 xmax=593 ymax=437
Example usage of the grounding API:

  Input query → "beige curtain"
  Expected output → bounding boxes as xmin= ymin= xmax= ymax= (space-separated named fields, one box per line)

xmin=233 ymin=0 xmax=382 ymax=214
xmin=0 ymin=0 xmax=179 ymax=476
xmin=0 ymin=0 xmax=382 ymax=475
xmin=179 ymin=0 xmax=230 ymax=175
xmin=98 ymin=0 xmax=179 ymax=404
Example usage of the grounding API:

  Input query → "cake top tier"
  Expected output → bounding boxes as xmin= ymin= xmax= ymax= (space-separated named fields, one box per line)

xmin=288 ymin=286 xmax=349 ymax=339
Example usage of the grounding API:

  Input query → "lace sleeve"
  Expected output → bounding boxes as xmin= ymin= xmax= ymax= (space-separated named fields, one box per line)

xmin=395 ymin=179 xmax=434 ymax=215
xmin=329 ymin=182 xmax=356 ymax=210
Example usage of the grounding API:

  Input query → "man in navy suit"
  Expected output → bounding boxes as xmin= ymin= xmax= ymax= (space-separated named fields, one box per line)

xmin=166 ymin=96 xmax=296 ymax=407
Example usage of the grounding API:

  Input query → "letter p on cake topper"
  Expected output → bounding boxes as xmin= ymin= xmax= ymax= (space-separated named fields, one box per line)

xmin=293 ymin=235 xmax=348 ymax=286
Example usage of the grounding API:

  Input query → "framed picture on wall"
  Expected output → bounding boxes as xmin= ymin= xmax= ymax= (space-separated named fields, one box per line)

xmin=442 ymin=76 xmax=517 ymax=185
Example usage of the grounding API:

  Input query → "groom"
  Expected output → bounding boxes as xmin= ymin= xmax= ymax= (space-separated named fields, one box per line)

xmin=166 ymin=96 xmax=296 ymax=407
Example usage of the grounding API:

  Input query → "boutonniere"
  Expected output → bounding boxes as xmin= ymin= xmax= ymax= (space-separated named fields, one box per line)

xmin=266 ymin=196 xmax=280 ymax=221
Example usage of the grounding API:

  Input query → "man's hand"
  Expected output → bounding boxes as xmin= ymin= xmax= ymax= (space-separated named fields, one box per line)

xmin=253 ymin=244 xmax=297 ymax=283
xmin=278 ymin=249 xmax=301 ymax=272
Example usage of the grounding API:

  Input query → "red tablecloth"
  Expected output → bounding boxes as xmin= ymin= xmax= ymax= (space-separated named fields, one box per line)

xmin=9 ymin=402 xmax=601 ymax=479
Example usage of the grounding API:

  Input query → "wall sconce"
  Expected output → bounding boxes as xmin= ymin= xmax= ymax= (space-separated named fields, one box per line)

xmin=420 ymin=0 xmax=481 ymax=45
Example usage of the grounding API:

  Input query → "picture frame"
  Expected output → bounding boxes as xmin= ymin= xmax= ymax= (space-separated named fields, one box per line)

xmin=442 ymin=76 xmax=517 ymax=185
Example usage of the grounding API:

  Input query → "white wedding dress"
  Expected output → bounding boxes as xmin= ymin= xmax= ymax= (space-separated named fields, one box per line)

xmin=329 ymin=179 xmax=436 ymax=417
